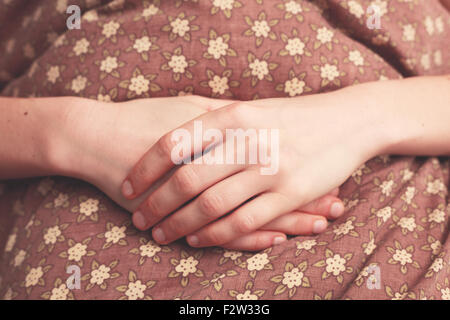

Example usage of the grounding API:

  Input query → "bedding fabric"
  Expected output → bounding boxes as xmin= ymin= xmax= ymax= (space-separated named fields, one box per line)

xmin=0 ymin=0 xmax=449 ymax=300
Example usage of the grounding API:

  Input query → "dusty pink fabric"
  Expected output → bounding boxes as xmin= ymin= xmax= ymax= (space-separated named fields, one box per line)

xmin=0 ymin=0 xmax=449 ymax=300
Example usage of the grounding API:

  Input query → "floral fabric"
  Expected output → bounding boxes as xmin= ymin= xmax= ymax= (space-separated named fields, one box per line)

xmin=0 ymin=0 xmax=449 ymax=300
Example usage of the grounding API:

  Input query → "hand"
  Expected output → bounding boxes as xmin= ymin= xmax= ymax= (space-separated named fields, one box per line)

xmin=58 ymin=95 xmax=344 ymax=251
xmin=122 ymin=90 xmax=378 ymax=249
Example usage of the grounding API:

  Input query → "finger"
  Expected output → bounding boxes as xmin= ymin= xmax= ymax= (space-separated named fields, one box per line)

xmin=297 ymin=195 xmax=345 ymax=220
xmin=260 ymin=211 xmax=328 ymax=235
xmin=133 ymin=138 xmax=253 ymax=230
xmin=186 ymin=192 xmax=292 ymax=248
xmin=330 ymin=187 xmax=340 ymax=197
xmin=122 ymin=103 xmax=243 ymax=199
xmin=219 ymin=231 xmax=286 ymax=251
xmin=151 ymin=169 xmax=271 ymax=244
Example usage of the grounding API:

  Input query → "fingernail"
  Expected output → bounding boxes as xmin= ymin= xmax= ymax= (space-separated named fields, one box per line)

xmin=122 ymin=179 xmax=134 ymax=197
xmin=133 ymin=210 xmax=147 ymax=230
xmin=187 ymin=235 xmax=199 ymax=246
xmin=273 ymin=236 xmax=285 ymax=245
xmin=153 ymin=227 xmax=166 ymax=243
xmin=330 ymin=202 xmax=344 ymax=218
xmin=313 ymin=220 xmax=327 ymax=234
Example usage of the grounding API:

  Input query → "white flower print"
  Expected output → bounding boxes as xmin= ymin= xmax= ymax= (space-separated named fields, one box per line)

xmin=348 ymin=50 xmax=364 ymax=66
xmin=348 ymin=0 xmax=364 ymax=18
xmin=441 ymin=287 xmax=450 ymax=300
xmin=79 ymin=198 xmax=99 ymax=216
xmin=71 ymin=75 xmax=87 ymax=93
xmin=46 ymin=66 xmax=60 ymax=84
xmin=402 ymin=186 xmax=416 ymax=204
xmin=333 ymin=220 xmax=354 ymax=236
xmin=426 ymin=179 xmax=445 ymax=195
xmin=402 ymin=169 xmax=414 ymax=182
xmin=325 ymin=254 xmax=346 ymax=276
xmin=129 ymin=75 xmax=150 ymax=95
xmin=420 ymin=53 xmax=431 ymax=70
xmin=316 ymin=27 xmax=334 ymax=44
xmin=398 ymin=217 xmax=416 ymax=232
xmin=223 ymin=250 xmax=243 ymax=260
xmin=282 ymin=267 xmax=304 ymax=289
xmin=428 ymin=208 xmax=445 ymax=223
xmin=90 ymin=265 xmax=111 ymax=285
xmin=105 ymin=225 xmax=127 ymax=244
xmin=56 ymin=0 xmax=68 ymax=13
xmin=102 ymin=21 xmax=120 ymax=38
xmin=168 ymin=54 xmax=188 ymax=74
xmin=430 ymin=258 xmax=443 ymax=273
xmin=370 ymin=0 xmax=388 ymax=16
xmin=208 ymin=75 xmax=229 ymax=95
xmin=364 ymin=238 xmax=377 ymax=255
xmin=380 ymin=178 xmax=394 ymax=196
xmin=285 ymin=37 xmax=305 ymax=56
xmin=73 ymin=38 xmax=90 ymax=56
xmin=434 ymin=50 xmax=442 ymax=66
xmin=213 ymin=0 xmax=235 ymax=11
xmin=251 ymin=20 xmax=270 ymax=38
xmin=43 ymin=226 xmax=61 ymax=245
xmin=25 ymin=266 xmax=44 ymax=287
xmin=393 ymin=249 xmax=412 ymax=266
xmin=430 ymin=240 xmax=442 ymax=255
xmin=284 ymin=77 xmax=305 ymax=97
xmin=285 ymin=1 xmax=302 ymax=14
xmin=320 ymin=63 xmax=339 ymax=81
xmin=142 ymin=4 xmax=158 ymax=18
xmin=68 ymin=243 xmax=87 ymax=262
xmin=83 ymin=10 xmax=98 ymax=22
xmin=133 ymin=36 xmax=152 ymax=53
xmin=424 ymin=16 xmax=434 ymax=36
xmin=236 ymin=290 xmax=258 ymax=300
xmin=14 ymin=250 xmax=27 ymax=267
xmin=125 ymin=280 xmax=146 ymax=300
xmin=170 ymin=18 xmax=190 ymax=37
xmin=50 ymin=284 xmax=70 ymax=300
xmin=249 ymin=59 xmax=269 ymax=80
xmin=247 ymin=253 xmax=269 ymax=271
xmin=139 ymin=241 xmax=161 ymax=258
xmin=100 ymin=56 xmax=118 ymax=73
xmin=402 ymin=24 xmax=416 ymax=42
xmin=296 ymin=239 xmax=316 ymax=251
xmin=97 ymin=94 xmax=112 ymax=103
xmin=207 ymin=36 xmax=229 ymax=59
xmin=376 ymin=206 xmax=393 ymax=222
xmin=175 ymin=256 xmax=199 ymax=277
xmin=5 ymin=233 xmax=16 ymax=252
xmin=435 ymin=17 xmax=444 ymax=34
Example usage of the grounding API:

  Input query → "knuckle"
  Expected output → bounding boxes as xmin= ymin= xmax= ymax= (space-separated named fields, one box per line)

xmin=165 ymin=218 xmax=184 ymax=238
xmin=156 ymin=135 xmax=177 ymax=160
xmin=203 ymin=228 xmax=224 ymax=246
xmin=235 ymin=213 xmax=256 ymax=234
xmin=146 ymin=197 xmax=162 ymax=218
xmin=133 ymin=161 xmax=153 ymax=183
xmin=173 ymin=166 xmax=198 ymax=195
xmin=227 ymin=103 xmax=254 ymax=124
xmin=198 ymin=191 xmax=223 ymax=219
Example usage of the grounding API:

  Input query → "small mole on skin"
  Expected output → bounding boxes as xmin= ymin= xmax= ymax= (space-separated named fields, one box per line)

xmin=24 ymin=112 xmax=28 ymax=116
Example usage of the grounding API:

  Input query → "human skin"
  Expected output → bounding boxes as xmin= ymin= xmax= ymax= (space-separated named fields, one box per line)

xmin=122 ymin=75 xmax=450 ymax=249
xmin=0 ymin=94 xmax=343 ymax=251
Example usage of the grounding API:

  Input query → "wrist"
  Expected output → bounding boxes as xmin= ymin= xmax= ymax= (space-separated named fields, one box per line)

xmin=42 ymin=96 xmax=104 ymax=180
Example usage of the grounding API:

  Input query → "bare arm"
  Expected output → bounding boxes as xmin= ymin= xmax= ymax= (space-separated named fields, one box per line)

xmin=0 ymin=97 xmax=74 ymax=179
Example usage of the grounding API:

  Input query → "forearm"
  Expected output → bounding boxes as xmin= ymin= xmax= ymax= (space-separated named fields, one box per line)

xmin=0 ymin=97 xmax=75 ymax=179
xmin=258 ymin=75 xmax=450 ymax=160
xmin=359 ymin=75 xmax=450 ymax=157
